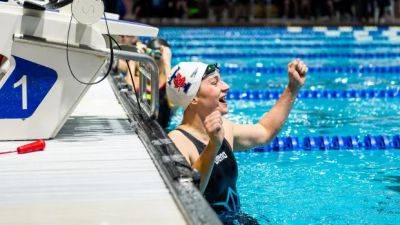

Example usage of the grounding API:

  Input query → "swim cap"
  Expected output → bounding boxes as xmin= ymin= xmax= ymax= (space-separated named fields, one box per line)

xmin=166 ymin=62 xmax=208 ymax=109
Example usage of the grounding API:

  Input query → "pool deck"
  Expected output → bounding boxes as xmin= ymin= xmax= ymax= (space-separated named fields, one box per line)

xmin=0 ymin=81 xmax=187 ymax=225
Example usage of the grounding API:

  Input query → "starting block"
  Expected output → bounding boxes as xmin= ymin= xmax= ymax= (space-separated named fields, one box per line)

xmin=0 ymin=1 xmax=158 ymax=140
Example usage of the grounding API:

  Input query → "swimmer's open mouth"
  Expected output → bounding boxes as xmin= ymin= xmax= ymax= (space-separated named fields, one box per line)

xmin=219 ymin=95 xmax=227 ymax=103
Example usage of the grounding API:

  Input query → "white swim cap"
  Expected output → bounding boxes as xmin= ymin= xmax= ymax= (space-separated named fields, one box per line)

xmin=166 ymin=62 xmax=208 ymax=109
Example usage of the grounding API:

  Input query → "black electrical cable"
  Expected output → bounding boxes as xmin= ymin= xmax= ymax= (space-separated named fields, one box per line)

xmin=106 ymin=34 xmax=144 ymax=118
xmin=66 ymin=8 xmax=114 ymax=85
xmin=64 ymin=1 xmax=146 ymax=117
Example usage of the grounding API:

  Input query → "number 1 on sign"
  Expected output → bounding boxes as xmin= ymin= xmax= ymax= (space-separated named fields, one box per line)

xmin=13 ymin=75 xmax=27 ymax=110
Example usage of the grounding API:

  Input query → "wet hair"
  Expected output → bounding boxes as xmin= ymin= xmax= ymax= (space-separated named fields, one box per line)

xmin=146 ymin=38 xmax=170 ymax=50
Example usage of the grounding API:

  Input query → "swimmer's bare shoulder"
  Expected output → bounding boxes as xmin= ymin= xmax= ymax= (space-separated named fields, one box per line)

xmin=168 ymin=130 xmax=199 ymax=165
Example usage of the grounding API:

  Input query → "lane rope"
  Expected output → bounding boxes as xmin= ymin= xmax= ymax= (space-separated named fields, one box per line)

xmin=227 ymin=89 xmax=400 ymax=100
xmin=252 ymin=135 xmax=400 ymax=152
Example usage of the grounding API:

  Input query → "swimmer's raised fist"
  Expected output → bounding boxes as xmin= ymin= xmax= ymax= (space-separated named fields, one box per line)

xmin=204 ymin=110 xmax=224 ymax=148
xmin=287 ymin=59 xmax=308 ymax=91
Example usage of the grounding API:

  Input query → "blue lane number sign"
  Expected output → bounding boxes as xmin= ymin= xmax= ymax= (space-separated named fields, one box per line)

xmin=0 ymin=56 xmax=57 ymax=119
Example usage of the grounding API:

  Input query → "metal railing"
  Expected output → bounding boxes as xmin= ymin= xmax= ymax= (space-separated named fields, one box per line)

xmin=112 ymin=49 xmax=159 ymax=119
xmin=11 ymin=36 xmax=160 ymax=120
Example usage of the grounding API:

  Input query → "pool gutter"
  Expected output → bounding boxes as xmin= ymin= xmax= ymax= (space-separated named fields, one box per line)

xmin=108 ymin=75 xmax=222 ymax=225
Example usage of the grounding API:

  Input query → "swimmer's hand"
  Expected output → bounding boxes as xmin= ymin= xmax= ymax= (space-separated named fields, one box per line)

xmin=136 ymin=42 xmax=147 ymax=54
xmin=204 ymin=111 xmax=224 ymax=149
xmin=287 ymin=59 xmax=308 ymax=91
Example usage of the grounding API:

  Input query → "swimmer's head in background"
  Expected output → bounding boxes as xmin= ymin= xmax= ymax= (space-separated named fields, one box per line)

xmin=166 ymin=62 xmax=209 ymax=109
xmin=147 ymin=38 xmax=171 ymax=50
xmin=120 ymin=35 xmax=139 ymax=45
xmin=146 ymin=38 xmax=171 ymax=60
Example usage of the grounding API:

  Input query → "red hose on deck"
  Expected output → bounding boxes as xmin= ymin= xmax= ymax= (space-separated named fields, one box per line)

xmin=0 ymin=140 xmax=46 ymax=155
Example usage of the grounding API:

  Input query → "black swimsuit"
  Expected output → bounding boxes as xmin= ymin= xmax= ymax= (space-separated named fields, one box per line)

xmin=177 ymin=129 xmax=261 ymax=225
xmin=177 ymin=128 xmax=240 ymax=214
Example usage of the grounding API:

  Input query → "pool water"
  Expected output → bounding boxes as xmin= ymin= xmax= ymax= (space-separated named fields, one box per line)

xmin=237 ymin=150 xmax=400 ymax=225
xmin=161 ymin=27 xmax=400 ymax=224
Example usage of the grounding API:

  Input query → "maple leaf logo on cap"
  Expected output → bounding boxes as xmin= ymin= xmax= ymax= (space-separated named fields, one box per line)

xmin=173 ymin=73 xmax=186 ymax=91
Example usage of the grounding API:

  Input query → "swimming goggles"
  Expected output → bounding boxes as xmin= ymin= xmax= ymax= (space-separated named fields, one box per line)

xmin=202 ymin=63 xmax=220 ymax=79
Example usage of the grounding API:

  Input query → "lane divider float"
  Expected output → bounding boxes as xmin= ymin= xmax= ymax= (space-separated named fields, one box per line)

xmin=252 ymin=135 xmax=400 ymax=151
xmin=227 ymin=89 xmax=400 ymax=100
xmin=219 ymin=66 xmax=400 ymax=74
xmin=174 ymin=52 xmax=400 ymax=59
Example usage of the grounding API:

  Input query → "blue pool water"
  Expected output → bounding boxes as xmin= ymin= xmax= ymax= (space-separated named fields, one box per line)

xmin=161 ymin=27 xmax=400 ymax=224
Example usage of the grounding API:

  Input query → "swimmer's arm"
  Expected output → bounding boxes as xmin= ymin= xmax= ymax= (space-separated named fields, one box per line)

xmin=230 ymin=86 xmax=299 ymax=151
xmin=231 ymin=60 xmax=307 ymax=151
xmin=168 ymin=131 xmax=220 ymax=193
xmin=125 ymin=73 xmax=140 ymax=92
xmin=118 ymin=59 xmax=129 ymax=73
xmin=192 ymin=142 xmax=221 ymax=193
xmin=160 ymin=46 xmax=172 ymax=76
xmin=119 ymin=60 xmax=140 ymax=92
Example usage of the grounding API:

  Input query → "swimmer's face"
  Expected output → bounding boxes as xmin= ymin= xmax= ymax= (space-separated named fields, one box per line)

xmin=121 ymin=36 xmax=138 ymax=45
xmin=196 ymin=71 xmax=230 ymax=116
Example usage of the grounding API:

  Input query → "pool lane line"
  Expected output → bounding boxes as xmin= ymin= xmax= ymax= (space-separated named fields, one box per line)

xmin=173 ymin=52 xmax=400 ymax=59
xmin=227 ymin=89 xmax=400 ymax=100
xmin=252 ymin=135 xmax=400 ymax=152
xmin=219 ymin=66 xmax=400 ymax=74
xmin=170 ymin=43 xmax=400 ymax=49
xmin=160 ymin=26 xmax=393 ymax=31
xmin=162 ymin=36 xmax=395 ymax=41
